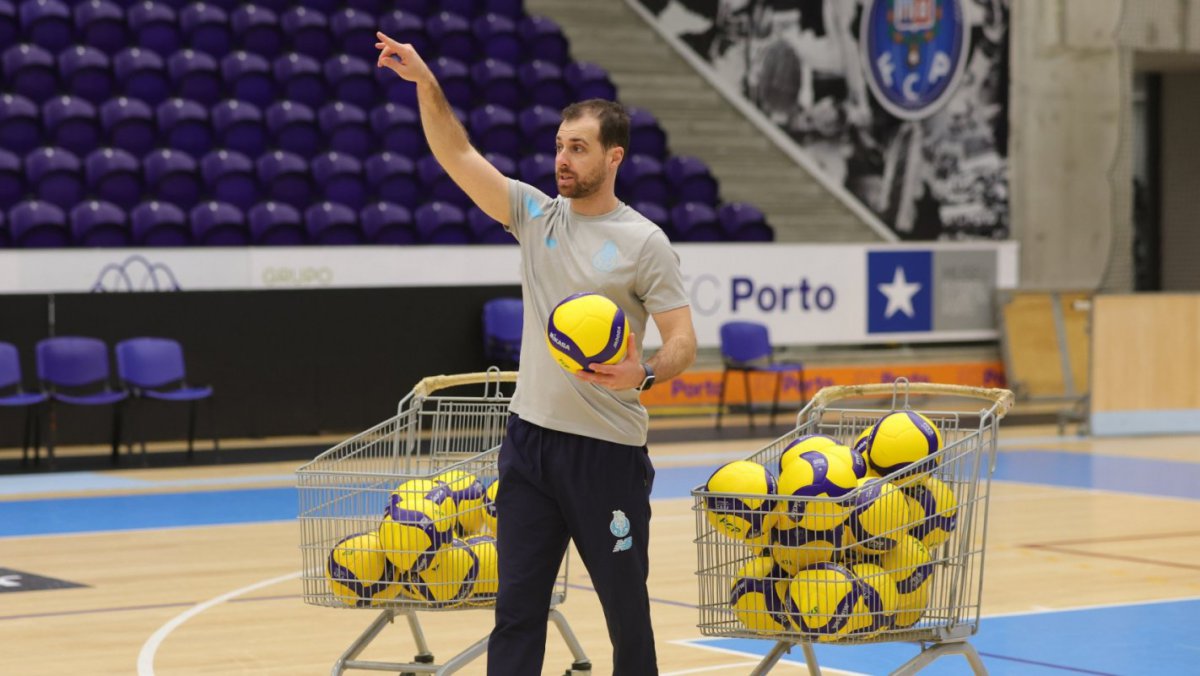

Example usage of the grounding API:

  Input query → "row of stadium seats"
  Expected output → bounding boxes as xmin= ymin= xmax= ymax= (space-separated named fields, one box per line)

xmin=2 ymin=1 xmax=548 ymax=64
xmin=1 ymin=197 xmax=770 ymax=248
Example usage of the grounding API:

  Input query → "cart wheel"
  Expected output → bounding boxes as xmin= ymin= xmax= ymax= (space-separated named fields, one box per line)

xmin=564 ymin=660 xmax=592 ymax=675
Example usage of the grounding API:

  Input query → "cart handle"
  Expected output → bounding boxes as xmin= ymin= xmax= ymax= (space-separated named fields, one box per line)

xmin=808 ymin=382 xmax=1015 ymax=418
xmin=411 ymin=371 xmax=518 ymax=399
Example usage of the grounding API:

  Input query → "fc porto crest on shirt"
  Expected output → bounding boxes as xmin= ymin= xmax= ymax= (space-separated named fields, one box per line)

xmin=860 ymin=0 xmax=970 ymax=120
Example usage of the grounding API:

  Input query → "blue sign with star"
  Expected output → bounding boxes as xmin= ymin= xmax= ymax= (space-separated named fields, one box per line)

xmin=868 ymin=250 xmax=932 ymax=333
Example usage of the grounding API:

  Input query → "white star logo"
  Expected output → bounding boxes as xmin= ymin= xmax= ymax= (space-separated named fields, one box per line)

xmin=877 ymin=266 xmax=922 ymax=319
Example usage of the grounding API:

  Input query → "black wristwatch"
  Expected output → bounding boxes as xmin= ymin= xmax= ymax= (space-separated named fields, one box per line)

xmin=637 ymin=362 xmax=656 ymax=392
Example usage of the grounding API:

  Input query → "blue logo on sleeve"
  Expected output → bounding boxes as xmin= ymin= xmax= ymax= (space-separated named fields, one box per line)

xmin=525 ymin=194 xmax=543 ymax=219
xmin=868 ymin=251 xmax=932 ymax=333
xmin=861 ymin=0 xmax=969 ymax=120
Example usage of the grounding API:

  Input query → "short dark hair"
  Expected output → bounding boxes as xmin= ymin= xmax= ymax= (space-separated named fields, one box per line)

xmin=561 ymin=99 xmax=630 ymax=156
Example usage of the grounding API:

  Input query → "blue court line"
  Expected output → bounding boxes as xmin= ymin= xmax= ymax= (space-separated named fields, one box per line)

xmin=686 ymin=597 xmax=1200 ymax=675
xmin=0 ymin=471 xmax=295 ymax=496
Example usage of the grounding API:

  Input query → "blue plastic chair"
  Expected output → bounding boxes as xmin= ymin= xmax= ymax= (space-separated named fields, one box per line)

xmin=36 ymin=336 xmax=129 ymax=466
xmin=0 ymin=341 xmax=49 ymax=465
xmin=716 ymin=321 xmax=805 ymax=430
xmin=482 ymin=297 xmax=522 ymax=368
xmin=116 ymin=337 xmax=218 ymax=464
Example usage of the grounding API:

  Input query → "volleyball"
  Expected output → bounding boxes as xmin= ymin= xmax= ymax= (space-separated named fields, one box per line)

xmin=465 ymin=534 xmax=498 ymax=604
xmin=778 ymin=434 xmax=838 ymax=475
xmin=863 ymin=411 xmax=944 ymax=483
xmin=843 ymin=479 xmax=912 ymax=555
xmin=729 ymin=557 xmax=792 ymax=633
xmin=775 ymin=450 xmax=857 ymax=531
xmin=853 ymin=426 xmax=880 ymax=478
xmin=786 ymin=561 xmax=861 ymax=640
xmin=378 ymin=481 xmax=454 ymax=574
xmin=844 ymin=562 xmax=899 ymax=638
xmin=326 ymin=532 xmax=393 ymax=607
xmin=704 ymin=460 xmax=778 ymax=543
xmin=436 ymin=470 xmax=487 ymax=535
xmin=404 ymin=538 xmax=479 ymax=608
xmin=482 ymin=478 xmax=499 ymax=534
xmin=902 ymin=476 xmax=959 ymax=551
xmin=546 ymin=292 xmax=629 ymax=373
xmin=879 ymin=534 xmax=934 ymax=628
xmin=769 ymin=523 xmax=841 ymax=576
xmin=821 ymin=443 xmax=867 ymax=480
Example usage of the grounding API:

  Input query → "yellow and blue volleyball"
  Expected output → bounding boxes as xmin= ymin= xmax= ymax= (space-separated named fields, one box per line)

xmin=862 ymin=411 xmax=943 ymax=484
xmin=436 ymin=470 xmax=487 ymax=535
xmin=465 ymin=534 xmax=498 ymax=605
xmin=704 ymin=460 xmax=778 ymax=543
xmin=378 ymin=480 xmax=454 ymax=574
xmin=775 ymin=450 xmax=856 ymax=531
xmin=403 ymin=537 xmax=479 ymax=608
xmin=729 ymin=557 xmax=792 ymax=633
xmin=879 ymin=534 xmax=934 ymax=628
xmin=785 ymin=561 xmax=862 ymax=640
xmin=821 ymin=442 xmax=868 ymax=480
xmin=326 ymin=532 xmax=393 ymax=607
xmin=769 ymin=522 xmax=841 ymax=576
xmin=481 ymin=478 xmax=499 ymax=534
xmin=844 ymin=562 xmax=899 ymax=638
xmin=778 ymin=434 xmax=838 ymax=475
xmin=546 ymin=292 xmax=629 ymax=373
xmin=843 ymin=479 xmax=912 ymax=555
xmin=902 ymin=476 xmax=959 ymax=551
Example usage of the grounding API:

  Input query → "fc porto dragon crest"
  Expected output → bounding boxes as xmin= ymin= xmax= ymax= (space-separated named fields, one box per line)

xmin=861 ymin=0 xmax=970 ymax=120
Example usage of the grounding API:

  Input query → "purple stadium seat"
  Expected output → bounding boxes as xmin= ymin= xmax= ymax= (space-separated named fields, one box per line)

xmin=324 ymin=54 xmax=377 ymax=111
xmin=114 ymin=46 xmax=168 ymax=105
xmin=0 ymin=208 xmax=7 ymax=247
xmin=517 ymin=152 xmax=555 ymax=197
xmin=231 ymin=4 xmax=282 ymax=59
xmin=74 ymin=0 xmax=126 ymax=54
xmin=200 ymin=149 xmax=257 ymax=210
xmin=246 ymin=0 xmax=286 ymax=11
xmin=281 ymin=7 xmax=332 ymax=61
xmin=442 ymin=0 xmax=483 ymax=18
xmin=370 ymin=102 xmax=423 ymax=157
xmin=345 ymin=0 xmax=384 ymax=15
xmin=471 ymin=59 xmax=520 ymax=111
xmin=265 ymin=100 xmax=320 ymax=158
xmin=469 ymin=104 xmax=520 ymax=158
xmin=429 ymin=56 xmax=473 ymax=110
xmin=329 ymin=7 xmax=375 ymax=62
xmin=127 ymin=1 xmax=179 ymax=57
xmin=360 ymin=201 xmax=415 ymax=244
xmin=616 ymin=154 xmax=668 ymax=205
xmin=632 ymin=200 xmax=673 ymax=239
xmin=58 ymin=45 xmax=113 ymax=105
xmin=379 ymin=11 xmax=427 ymax=56
xmin=665 ymin=155 xmax=719 ymax=206
xmin=467 ymin=205 xmax=511 ymax=244
xmin=157 ymin=97 xmax=212 ymax=157
xmin=319 ymin=101 xmax=370 ymax=159
xmin=518 ymin=60 xmax=570 ymax=110
xmin=273 ymin=52 xmax=326 ymax=109
xmin=256 ymin=150 xmax=310 ymax=208
xmin=20 ymin=0 xmax=72 ymax=54
xmin=168 ymin=49 xmax=221 ymax=105
xmin=85 ymin=147 xmax=141 ymax=210
xmin=100 ymin=96 xmax=155 ymax=156
xmin=628 ymin=106 xmax=668 ymax=159
xmin=44 ymin=95 xmax=101 ymax=157
xmin=10 ymin=200 xmax=69 ymax=247
xmin=670 ymin=202 xmax=722 ymax=242
xmin=414 ymin=201 xmax=469 ymax=244
xmin=221 ymin=51 xmax=273 ymax=108
xmin=719 ymin=202 xmax=773 ymax=242
xmin=304 ymin=201 xmax=361 ymax=245
xmin=311 ymin=151 xmax=366 ymax=210
xmin=189 ymin=200 xmax=248 ymax=245
xmin=131 ymin=200 xmax=190 ymax=245
xmin=0 ymin=149 xmax=23 ymax=210
xmin=426 ymin=11 xmax=476 ymax=63
xmin=483 ymin=151 xmax=516 ymax=177
xmin=364 ymin=152 xmax=418 ymax=209
xmin=472 ymin=13 xmax=519 ymax=64
xmin=0 ymin=93 xmax=43 ymax=155
xmin=0 ymin=0 xmax=15 ymax=47
xmin=564 ymin=61 xmax=617 ymax=101
xmin=3 ymin=43 xmax=57 ymax=104
xmin=179 ymin=2 xmax=230 ymax=57
xmin=212 ymin=100 xmax=266 ymax=157
xmin=519 ymin=15 xmax=569 ymax=65
xmin=417 ymin=154 xmax=470 ymax=208
xmin=303 ymin=0 xmax=339 ymax=15
xmin=26 ymin=147 xmax=83 ymax=210
xmin=144 ymin=148 xmax=201 ymax=209
xmin=485 ymin=0 xmax=523 ymax=19
xmin=70 ymin=199 xmax=129 ymax=246
xmin=247 ymin=201 xmax=305 ymax=245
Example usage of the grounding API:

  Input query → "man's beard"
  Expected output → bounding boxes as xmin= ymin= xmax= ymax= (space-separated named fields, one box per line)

xmin=557 ymin=167 xmax=605 ymax=198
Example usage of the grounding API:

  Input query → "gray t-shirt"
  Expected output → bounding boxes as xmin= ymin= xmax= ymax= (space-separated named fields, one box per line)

xmin=505 ymin=179 xmax=689 ymax=446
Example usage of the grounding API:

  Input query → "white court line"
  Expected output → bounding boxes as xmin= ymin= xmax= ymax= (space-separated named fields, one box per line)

xmin=137 ymin=570 xmax=301 ymax=676
xmin=668 ymin=639 xmax=870 ymax=676
xmin=660 ymin=660 xmax=763 ymax=675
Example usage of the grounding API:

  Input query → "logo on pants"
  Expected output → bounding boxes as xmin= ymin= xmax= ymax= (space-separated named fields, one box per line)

xmin=610 ymin=510 xmax=631 ymax=553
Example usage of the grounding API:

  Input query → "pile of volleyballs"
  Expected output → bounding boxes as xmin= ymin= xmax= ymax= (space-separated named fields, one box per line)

xmin=326 ymin=471 xmax=502 ymax=608
xmin=705 ymin=410 xmax=957 ymax=640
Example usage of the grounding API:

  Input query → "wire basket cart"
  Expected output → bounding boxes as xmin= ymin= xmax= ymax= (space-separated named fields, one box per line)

xmin=298 ymin=371 xmax=592 ymax=676
xmin=693 ymin=380 xmax=1014 ymax=675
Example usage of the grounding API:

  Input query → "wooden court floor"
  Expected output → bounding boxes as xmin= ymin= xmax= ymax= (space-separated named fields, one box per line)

xmin=2 ymin=421 xmax=1199 ymax=675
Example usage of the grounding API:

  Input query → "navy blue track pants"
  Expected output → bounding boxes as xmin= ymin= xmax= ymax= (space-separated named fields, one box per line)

xmin=487 ymin=415 xmax=658 ymax=676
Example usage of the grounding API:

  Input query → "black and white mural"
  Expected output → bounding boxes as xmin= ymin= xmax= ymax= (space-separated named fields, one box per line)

xmin=635 ymin=0 xmax=1010 ymax=240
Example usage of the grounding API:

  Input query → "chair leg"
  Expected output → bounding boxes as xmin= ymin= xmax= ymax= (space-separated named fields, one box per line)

xmin=46 ymin=401 xmax=56 ymax=469
xmin=21 ymin=408 xmax=32 ymax=465
xmin=743 ymin=370 xmax=754 ymax=430
xmin=770 ymin=372 xmax=782 ymax=428
xmin=111 ymin=401 xmax=123 ymax=464
xmin=716 ymin=369 xmax=730 ymax=430
xmin=209 ymin=398 xmax=220 ymax=463
xmin=187 ymin=401 xmax=197 ymax=460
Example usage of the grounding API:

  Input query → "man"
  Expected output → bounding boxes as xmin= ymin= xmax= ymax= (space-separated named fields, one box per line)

xmin=376 ymin=33 xmax=697 ymax=676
